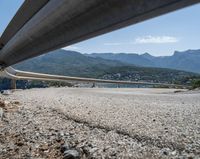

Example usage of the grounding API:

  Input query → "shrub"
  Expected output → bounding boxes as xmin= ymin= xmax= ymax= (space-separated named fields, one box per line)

xmin=192 ymin=79 xmax=200 ymax=89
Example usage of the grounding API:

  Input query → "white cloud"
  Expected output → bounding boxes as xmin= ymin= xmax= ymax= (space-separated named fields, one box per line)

xmin=63 ymin=45 xmax=79 ymax=50
xmin=134 ymin=36 xmax=179 ymax=44
xmin=104 ymin=42 xmax=125 ymax=46
xmin=103 ymin=35 xmax=179 ymax=46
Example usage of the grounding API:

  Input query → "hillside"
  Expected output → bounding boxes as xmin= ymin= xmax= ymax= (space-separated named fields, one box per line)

xmin=12 ymin=49 xmax=199 ymax=86
xmin=14 ymin=50 xmax=126 ymax=77
xmin=87 ymin=53 xmax=155 ymax=67
xmin=87 ymin=49 xmax=200 ymax=74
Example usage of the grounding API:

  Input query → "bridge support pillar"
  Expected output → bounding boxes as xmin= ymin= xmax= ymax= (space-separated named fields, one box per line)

xmin=11 ymin=79 xmax=16 ymax=90
xmin=92 ymin=83 xmax=95 ymax=88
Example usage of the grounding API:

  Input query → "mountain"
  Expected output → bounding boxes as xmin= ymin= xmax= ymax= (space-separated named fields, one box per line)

xmin=13 ymin=49 xmax=199 ymax=86
xmin=14 ymin=50 xmax=126 ymax=77
xmin=87 ymin=49 xmax=200 ymax=74
xmin=87 ymin=53 xmax=155 ymax=67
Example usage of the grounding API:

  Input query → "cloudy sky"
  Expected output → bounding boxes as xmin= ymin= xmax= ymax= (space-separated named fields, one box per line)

xmin=1 ymin=1 xmax=200 ymax=56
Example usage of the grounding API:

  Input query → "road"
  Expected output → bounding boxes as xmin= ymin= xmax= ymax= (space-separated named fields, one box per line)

xmin=1 ymin=88 xmax=200 ymax=158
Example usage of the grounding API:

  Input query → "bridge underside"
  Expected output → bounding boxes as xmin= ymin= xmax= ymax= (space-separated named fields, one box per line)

xmin=0 ymin=0 xmax=199 ymax=67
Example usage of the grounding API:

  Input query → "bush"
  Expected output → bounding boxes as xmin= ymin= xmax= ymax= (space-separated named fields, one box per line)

xmin=192 ymin=79 xmax=200 ymax=89
xmin=47 ymin=81 xmax=73 ymax=87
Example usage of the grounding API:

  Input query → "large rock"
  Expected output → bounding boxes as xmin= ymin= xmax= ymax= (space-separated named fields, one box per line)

xmin=63 ymin=149 xmax=80 ymax=159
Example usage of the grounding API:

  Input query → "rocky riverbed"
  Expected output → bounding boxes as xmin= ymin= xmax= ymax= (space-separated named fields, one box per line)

xmin=0 ymin=88 xmax=200 ymax=158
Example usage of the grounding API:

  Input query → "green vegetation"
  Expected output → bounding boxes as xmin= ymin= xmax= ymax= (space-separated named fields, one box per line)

xmin=48 ymin=81 xmax=73 ymax=87
xmin=192 ymin=79 xmax=200 ymax=89
xmin=98 ymin=66 xmax=199 ymax=86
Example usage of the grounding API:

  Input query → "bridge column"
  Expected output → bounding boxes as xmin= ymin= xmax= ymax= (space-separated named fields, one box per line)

xmin=11 ymin=79 xmax=16 ymax=90
xmin=92 ymin=83 xmax=95 ymax=88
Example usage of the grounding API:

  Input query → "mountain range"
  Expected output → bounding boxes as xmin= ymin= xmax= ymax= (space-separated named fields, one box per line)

xmin=13 ymin=49 xmax=199 ymax=85
xmin=14 ymin=50 xmax=125 ymax=77
xmin=87 ymin=49 xmax=200 ymax=74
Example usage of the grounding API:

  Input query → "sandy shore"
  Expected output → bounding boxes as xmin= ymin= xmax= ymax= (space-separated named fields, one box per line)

xmin=0 ymin=88 xmax=200 ymax=158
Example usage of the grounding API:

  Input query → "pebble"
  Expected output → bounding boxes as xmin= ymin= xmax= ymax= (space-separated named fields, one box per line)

xmin=36 ymin=132 xmax=40 ymax=137
xmin=160 ymin=148 xmax=170 ymax=156
xmin=89 ymin=147 xmax=98 ymax=154
xmin=39 ymin=144 xmax=49 ymax=151
xmin=4 ymin=100 xmax=10 ymax=105
xmin=2 ymin=90 xmax=12 ymax=95
xmin=0 ymin=101 xmax=6 ymax=108
xmin=171 ymin=150 xmax=177 ymax=155
xmin=13 ymin=101 xmax=20 ymax=105
xmin=0 ymin=107 xmax=3 ymax=119
xmin=58 ymin=131 xmax=65 ymax=138
xmin=60 ymin=144 xmax=70 ymax=153
xmin=63 ymin=149 xmax=80 ymax=159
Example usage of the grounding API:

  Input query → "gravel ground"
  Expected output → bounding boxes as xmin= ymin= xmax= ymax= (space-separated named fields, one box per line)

xmin=0 ymin=87 xmax=200 ymax=158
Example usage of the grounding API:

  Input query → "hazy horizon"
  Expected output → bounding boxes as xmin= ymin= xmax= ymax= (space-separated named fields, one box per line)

xmin=62 ymin=48 xmax=199 ymax=57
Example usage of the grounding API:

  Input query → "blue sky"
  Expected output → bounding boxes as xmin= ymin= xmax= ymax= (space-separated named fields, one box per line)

xmin=0 ymin=1 xmax=200 ymax=56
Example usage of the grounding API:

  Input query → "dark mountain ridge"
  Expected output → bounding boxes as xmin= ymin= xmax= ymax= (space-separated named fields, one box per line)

xmin=14 ymin=50 xmax=126 ymax=77
xmin=87 ymin=49 xmax=200 ymax=73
